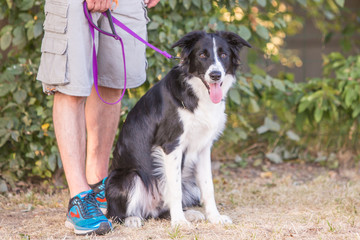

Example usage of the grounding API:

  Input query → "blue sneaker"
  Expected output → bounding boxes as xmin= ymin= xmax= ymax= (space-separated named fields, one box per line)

xmin=90 ymin=177 xmax=107 ymax=214
xmin=65 ymin=189 xmax=112 ymax=235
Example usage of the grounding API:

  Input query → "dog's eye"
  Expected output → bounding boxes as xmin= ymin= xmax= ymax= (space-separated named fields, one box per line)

xmin=199 ymin=53 xmax=206 ymax=59
xmin=220 ymin=53 xmax=227 ymax=59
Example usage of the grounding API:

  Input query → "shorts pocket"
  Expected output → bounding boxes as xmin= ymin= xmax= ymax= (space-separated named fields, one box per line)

xmin=37 ymin=32 xmax=68 ymax=85
xmin=43 ymin=0 xmax=69 ymax=33
xmin=37 ymin=0 xmax=69 ymax=86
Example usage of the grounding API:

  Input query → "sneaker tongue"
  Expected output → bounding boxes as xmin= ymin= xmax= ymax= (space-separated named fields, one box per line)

xmin=209 ymin=83 xmax=222 ymax=104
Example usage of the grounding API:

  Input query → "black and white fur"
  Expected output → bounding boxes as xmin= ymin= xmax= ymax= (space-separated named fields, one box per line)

xmin=106 ymin=31 xmax=251 ymax=227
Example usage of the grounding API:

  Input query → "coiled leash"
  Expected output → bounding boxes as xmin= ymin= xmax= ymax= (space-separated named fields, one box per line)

xmin=83 ymin=1 xmax=178 ymax=105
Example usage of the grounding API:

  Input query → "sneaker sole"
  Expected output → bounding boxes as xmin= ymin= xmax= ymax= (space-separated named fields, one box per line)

xmin=65 ymin=220 xmax=112 ymax=235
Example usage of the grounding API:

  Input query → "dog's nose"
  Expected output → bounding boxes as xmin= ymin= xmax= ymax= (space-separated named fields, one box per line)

xmin=209 ymin=71 xmax=222 ymax=81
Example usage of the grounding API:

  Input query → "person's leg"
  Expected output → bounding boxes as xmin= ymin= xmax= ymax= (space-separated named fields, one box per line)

xmin=54 ymin=92 xmax=113 ymax=235
xmin=53 ymin=92 xmax=89 ymax=198
xmin=85 ymin=85 xmax=122 ymax=185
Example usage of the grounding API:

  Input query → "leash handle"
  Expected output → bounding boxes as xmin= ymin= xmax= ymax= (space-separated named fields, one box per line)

xmin=105 ymin=9 xmax=117 ymax=36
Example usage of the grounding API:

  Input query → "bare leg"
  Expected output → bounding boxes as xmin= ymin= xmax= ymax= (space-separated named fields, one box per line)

xmin=85 ymin=86 xmax=122 ymax=185
xmin=53 ymin=93 xmax=89 ymax=198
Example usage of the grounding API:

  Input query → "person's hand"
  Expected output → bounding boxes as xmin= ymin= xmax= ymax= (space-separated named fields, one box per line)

xmin=144 ymin=0 xmax=160 ymax=8
xmin=86 ymin=0 xmax=112 ymax=12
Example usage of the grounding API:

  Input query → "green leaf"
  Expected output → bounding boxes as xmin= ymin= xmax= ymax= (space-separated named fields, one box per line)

xmin=264 ymin=117 xmax=280 ymax=132
xmin=159 ymin=32 xmax=166 ymax=43
xmin=0 ymin=179 xmax=8 ymax=193
xmin=345 ymin=89 xmax=357 ymax=107
xmin=335 ymin=0 xmax=345 ymax=7
xmin=266 ymin=152 xmax=283 ymax=164
xmin=256 ymin=125 xmax=268 ymax=134
xmin=249 ymin=64 xmax=266 ymax=76
xmin=192 ymin=0 xmax=201 ymax=8
xmin=1 ymin=25 xmax=13 ymax=35
xmin=0 ymin=129 xmax=7 ymax=137
xmin=239 ymin=85 xmax=255 ymax=97
xmin=262 ymin=75 xmax=272 ymax=87
xmin=169 ymin=13 xmax=182 ymax=22
xmin=296 ymin=0 xmax=307 ymax=7
xmin=314 ymin=107 xmax=323 ymax=123
xmin=183 ymin=0 xmax=191 ymax=9
xmin=6 ymin=0 xmax=12 ymax=8
xmin=298 ymin=99 xmax=311 ymax=113
xmin=11 ymin=131 xmax=19 ymax=142
xmin=272 ymin=79 xmax=285 ymax=92
xmin=2 ymin=102 xmax=17 ymax=112
xmin=19 ymin=0 xmax=34 ymax=11
xmin=229 ymin=89 xmax=241 ymax=105
xmin=286 ymin=130 xmax=300 ymax=141
xmin=19 ymin=13 xmax=33 ymax=22
xmin=249 ymin=98 xmax=260 ymax=113
xmin=1 ymin=32 xmax=12 ymax=50
xmin=257 ymin=0 xmax=266 ymax=7
xmin=0 ymin=133 xmax=11 ymax=147
xmin=238 ymin=25 xmax=251 ymax=41
xmin=324 ymin=10 xmax=335 ymax=20
xmin=202 ymin=0 xmax=212 ymax=13
xmin=148 ymin=21 xmax=159 ymax=30
xmin=238 ymin=0 xmax=248 ymax=8
xmin=12 ymin=26 xmax=26 ymax=46
xmin=169 ymin=0 xmax=177 ymax=10
xmin=27 ymin=25 xmax=34 ymax=40
xmin=13 ymin=89 xmax=27 ymax=104
xmin=255 ymin=25 xmax=269 ymax=40
xmin=33 ymin=22 xmax=43 ymax=38
xmin=352 ymin=105 xmax=360 ymax=118
xmin=0 ymin=83 xmax=11 ymax=97
xmin=48 ymin=155 xmax=57 ymax=171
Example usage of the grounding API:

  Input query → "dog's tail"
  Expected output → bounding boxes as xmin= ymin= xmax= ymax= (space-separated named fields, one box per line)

xmin=105 ymin=168 xmax=156 ymax=221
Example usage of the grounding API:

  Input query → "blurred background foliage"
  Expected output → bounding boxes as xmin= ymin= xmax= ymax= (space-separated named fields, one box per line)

xmin=0 ymin=0 xmax=359 ymax=188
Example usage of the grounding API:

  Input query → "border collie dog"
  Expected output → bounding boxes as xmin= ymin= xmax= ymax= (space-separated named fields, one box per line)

xmin=106 ymin=31 xmax=251 ymax=227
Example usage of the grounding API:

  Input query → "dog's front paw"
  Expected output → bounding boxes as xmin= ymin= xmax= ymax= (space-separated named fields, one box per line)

xmin=184 ymin=210 xmax=205 ymax=222
xmin=171 ymin=218 xmax=191 ymax=227
xmin=207 ymin=214 xmax=232 ymax=224
xmin=124 ymin=216 xmax=143 ymax=228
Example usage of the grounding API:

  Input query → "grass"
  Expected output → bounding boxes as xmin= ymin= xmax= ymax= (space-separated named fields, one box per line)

xmin=1 ymin=163 xmax=360 ymax=239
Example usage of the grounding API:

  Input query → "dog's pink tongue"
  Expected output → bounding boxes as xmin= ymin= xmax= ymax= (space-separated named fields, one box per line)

xmin=209 ymin=83 xmax=222 ymax=104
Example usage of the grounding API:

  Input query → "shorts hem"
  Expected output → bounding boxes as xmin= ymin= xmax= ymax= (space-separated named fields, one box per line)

xmin=41 ymin=80 xmax=92 ymax=97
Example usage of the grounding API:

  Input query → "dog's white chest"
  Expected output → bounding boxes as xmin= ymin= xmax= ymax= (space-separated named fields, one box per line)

xmin=178 ymin=100 xmax=226 ymax=152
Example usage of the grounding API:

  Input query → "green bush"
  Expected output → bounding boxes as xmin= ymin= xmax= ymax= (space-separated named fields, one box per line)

xmin=0 ymin=0 xmax=355 ymax=185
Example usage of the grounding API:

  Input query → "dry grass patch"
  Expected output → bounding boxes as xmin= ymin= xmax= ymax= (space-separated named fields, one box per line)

xmin=1 ymin=164 xmax=360 ymax=239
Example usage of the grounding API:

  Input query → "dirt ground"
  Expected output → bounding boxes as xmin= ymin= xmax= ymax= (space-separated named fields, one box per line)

xmin=1 ymin=162 xmax=360 ymax=240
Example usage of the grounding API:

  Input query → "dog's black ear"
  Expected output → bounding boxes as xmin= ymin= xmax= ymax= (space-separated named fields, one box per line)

xmin=171 ymin=31 xmax=206 ymax=67
xmin=217 ymin=31 xmax=251 ymax=72
xmin=171 ymin=31 xmax=206 ymax=49
xmin=218 ymin=31 xmax=252 ymax=51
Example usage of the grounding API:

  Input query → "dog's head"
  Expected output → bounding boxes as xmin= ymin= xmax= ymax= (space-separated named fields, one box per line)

xmin=172 ymin=31 xmax=251 ymax=104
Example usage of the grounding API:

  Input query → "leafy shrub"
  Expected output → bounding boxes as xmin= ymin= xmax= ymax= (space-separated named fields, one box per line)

xmin=0 ymin=0 xmax=355 ymax=186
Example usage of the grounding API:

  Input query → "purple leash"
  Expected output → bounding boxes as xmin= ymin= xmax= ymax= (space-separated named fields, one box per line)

xmin=83 ymin=2 xmax=176 ymax=105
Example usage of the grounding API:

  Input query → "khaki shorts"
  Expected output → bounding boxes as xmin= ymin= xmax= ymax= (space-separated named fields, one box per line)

xmin=37 ymin=0 xmax=149 ymax=96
